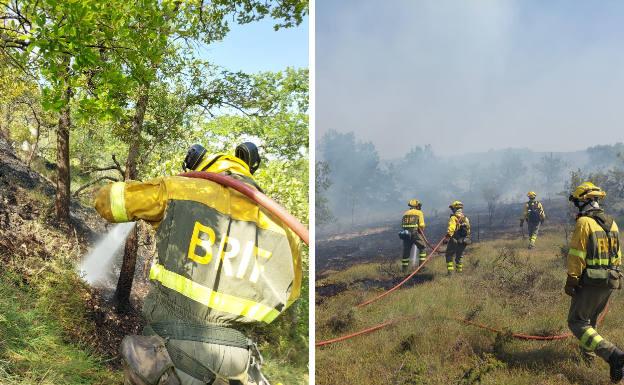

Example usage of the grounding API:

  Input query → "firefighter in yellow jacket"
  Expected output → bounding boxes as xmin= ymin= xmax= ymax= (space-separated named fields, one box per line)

xmin=566 ymin=182 xmax=624 ymax=383
xmin=399 ymin=199 xmax=427 ymax=272
xmin=520 ymin=191 xmax=546 ymax=249
xmin=95 ymin=143 xmax=301 ymax=385
xmin=443 ymin=201 xmax=471 ymax=275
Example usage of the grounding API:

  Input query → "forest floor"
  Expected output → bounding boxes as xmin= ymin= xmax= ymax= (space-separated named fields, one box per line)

xmin=316 ymin=221 xmax=624 ymax=385
xmin=0 ymin=138 xmax=306 ymax=385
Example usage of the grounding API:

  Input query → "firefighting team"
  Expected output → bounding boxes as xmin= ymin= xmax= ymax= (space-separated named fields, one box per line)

xmin=400 ymin=183 xmax=624 ymax=383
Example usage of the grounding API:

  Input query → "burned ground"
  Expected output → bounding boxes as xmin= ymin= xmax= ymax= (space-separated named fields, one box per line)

xmin=0 ymin=137 xmax=149 ymax=368
xmin=315 ymin=207 xmax=621 ymax=385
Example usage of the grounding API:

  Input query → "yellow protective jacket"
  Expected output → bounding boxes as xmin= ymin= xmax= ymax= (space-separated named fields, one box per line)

xmin=447 ymin=212 xmax=471 ymax=239
xmin=523 ymin=200 xmax=545 ymax=222
xmin=402 ymin=209 xmax=425 ymax=230
xmin=95 ymin=176 xmax=302 ymax=325
xmin=567 ymin=211 xmax=621 ymax=280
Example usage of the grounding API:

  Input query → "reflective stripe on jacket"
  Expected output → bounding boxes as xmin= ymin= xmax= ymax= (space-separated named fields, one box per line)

xmin=95 ymin=176 xmax=302 ymax=325
xmin=402 ymin=209 xmax=425 ymax=230
xmin=567 ymin=214 xmax=621 ymax=279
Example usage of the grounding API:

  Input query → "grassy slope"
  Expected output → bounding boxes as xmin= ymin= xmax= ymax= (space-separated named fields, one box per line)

xmin=0 ymin=271 xmax=119 ymax=385
xmin=316 ymin=227 xmax=624 ymax=385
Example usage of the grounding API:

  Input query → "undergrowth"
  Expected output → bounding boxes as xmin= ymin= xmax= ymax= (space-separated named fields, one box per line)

xmin=316 ymin=228 xmax=624 ymax=385
xmin=0 ymin=266 xmax=119 ymax=385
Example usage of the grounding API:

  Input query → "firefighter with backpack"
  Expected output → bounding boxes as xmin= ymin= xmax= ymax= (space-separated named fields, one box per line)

xmin=520 ymin=191 xmax=546 ymax=249
xmin=443 ymin=201 xmax=471 ymax=275
xmin=399 ymin=199 xmax=427 ymax=272
xmin=565 ymin=182 xmax=624 ymax=383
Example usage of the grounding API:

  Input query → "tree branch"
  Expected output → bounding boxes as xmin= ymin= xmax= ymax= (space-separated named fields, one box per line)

xmin=73 ymin=176 xmax=119 ymax=197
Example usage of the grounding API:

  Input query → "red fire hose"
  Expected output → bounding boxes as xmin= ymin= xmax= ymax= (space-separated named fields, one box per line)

xmin=357 ymin=237 xmax=445 ymax=307
xmin=418 ymin=228 xmax=443 ymax=252
xmin=179 ymin=171 xmax=309 ymax=245
xmin=316 ymin=303 xmax=612 ymax=347
xmin=457 ymin=301 xmax=610 ymax=341
xmin=315 ymin=319 xmax=399 ymax=347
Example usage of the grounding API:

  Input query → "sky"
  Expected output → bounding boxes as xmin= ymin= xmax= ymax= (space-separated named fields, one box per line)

xmin=199 ymin=17 xmax=308 ymax=73
xmin=316 ymin=0 xmax=624 ymax=158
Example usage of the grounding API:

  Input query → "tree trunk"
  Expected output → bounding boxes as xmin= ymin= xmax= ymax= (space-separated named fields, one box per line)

xmin=55 ymin=79 xmax=72 ymax=228
xmin=114 ymin=85 xmax=149 ymax=312
xmin=27 ymin=111 xmax=41 ymax=168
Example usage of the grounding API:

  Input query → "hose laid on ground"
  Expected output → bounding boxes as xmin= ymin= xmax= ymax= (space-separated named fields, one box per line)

xmin=316 ymin=303 xmax=612 ymax=347
xmin=315 ymin=319 xmax=399 ymax=347
xmin=458 ymin=301 xmax=611 ymax=341
xmin=179 ymin=171 xmax=309 ymax=245
xmin=357 ymin=237 xmax=445 ymax=307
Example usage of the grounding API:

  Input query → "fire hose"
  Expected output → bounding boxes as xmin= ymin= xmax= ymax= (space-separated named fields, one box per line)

xmin=357 ymin=238 xmax=445 ymax=307
xmin=179 ymin=171 xmax=309 ymax=245
xmin=418 ymin=228 xmax=443 ymax=252
xmin=317 ymin=232 xmax=613 ymax=347
xmin=316 ymin=304 xmax=611 ymax=347
xmin=315 ymin=319 xmax=400 ymax=347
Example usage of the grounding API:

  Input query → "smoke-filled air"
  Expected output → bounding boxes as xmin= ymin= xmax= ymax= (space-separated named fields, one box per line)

xmin=317 ymin=133 xmax=624 ymax=231
xmin=316 ymin=2 xmax=624 ymax=385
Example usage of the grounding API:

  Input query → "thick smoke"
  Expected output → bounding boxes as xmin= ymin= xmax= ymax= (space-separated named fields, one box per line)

xmin=317 ymin=130 xmax=623 ymax=231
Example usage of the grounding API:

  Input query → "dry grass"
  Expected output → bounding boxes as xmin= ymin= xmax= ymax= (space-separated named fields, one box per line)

xmin=316 ymin=227 xmax=624 ymax=385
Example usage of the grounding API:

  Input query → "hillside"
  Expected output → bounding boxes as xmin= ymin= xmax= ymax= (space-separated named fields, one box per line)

xmin=0 ymin=138 xmax=307 ymax=385
xmin=0 ymin=137 xmax=144 ymax=384
xmin=316 ymin=225 xmax=624 ymax=385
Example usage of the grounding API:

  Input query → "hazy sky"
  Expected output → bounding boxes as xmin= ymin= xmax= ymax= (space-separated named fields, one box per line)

xmin=317 ymin=0 xmax=624 ymax=158
xmin=200 ymin=17 xmax=308 ymax=73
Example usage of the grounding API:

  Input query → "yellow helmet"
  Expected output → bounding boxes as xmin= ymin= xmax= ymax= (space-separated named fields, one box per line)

xmin=194 ymin=153 xmax=253 ymax=178
xmin=527 ymin=191 xmax=537 ymax=199
xmin=408 ymin=199 xmax=421 ymax=208
xmin=449 ymin=200 xmax=463 ymax=210
xmin=570 ymin=181 xmax=606 ymax=201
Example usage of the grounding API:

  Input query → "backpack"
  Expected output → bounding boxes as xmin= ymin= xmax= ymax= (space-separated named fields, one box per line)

xmin=454 ymin=214 xmax=469 ymax=238
xmin=527 ymin=201 xmax=542 ymax=222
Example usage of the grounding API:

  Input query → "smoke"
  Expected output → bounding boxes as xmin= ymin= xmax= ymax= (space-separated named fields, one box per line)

xmin=317 ymin=130 xmax=624 ymax=231
xmin=78 ymin=222 xmax=136 ymax=285
xmin=317 ymin=0 xmax=624 ymax=158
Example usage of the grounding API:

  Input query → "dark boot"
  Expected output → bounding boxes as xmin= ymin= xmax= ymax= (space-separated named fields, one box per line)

xmin=609 ymin=348 xmax=624 ymax=383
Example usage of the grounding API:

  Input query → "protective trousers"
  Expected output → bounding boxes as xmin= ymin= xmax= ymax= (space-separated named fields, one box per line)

xmin=125 ymin=290 xmax=255 ymax=385
xmin=445 ymin=238 xmax=466 ymax=273
xmin=527 ymin=220 xmax=541 ymax=247
xmin=567 ymin=285 xmax=616 ymax=362
xmin=402 ymin=232 xmax=426 ymax=272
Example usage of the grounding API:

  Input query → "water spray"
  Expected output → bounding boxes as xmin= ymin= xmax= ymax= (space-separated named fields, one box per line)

xmin=78 ymin=222 xmax=136 ymax=285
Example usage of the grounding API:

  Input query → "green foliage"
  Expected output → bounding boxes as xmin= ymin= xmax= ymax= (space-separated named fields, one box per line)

xmin=2 ymin=2 xmax=309 ymax=383
xmin=459 ymin=354 xmax=506 ymax=385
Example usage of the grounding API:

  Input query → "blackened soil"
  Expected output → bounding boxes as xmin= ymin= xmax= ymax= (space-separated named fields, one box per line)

xmin=315 ymin=273 xmax=435 ymax=304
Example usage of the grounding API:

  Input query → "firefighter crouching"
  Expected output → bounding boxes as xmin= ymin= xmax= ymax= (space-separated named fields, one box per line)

xmin=95 ymin=143 xmax=301 ymax=385
xmin=398 ymin=199 xmax=427 ymax=272
xmin=566 ymin=182 xmax=624 ymax=383
xmin=520 ymin=191 xmax=546 ymax=249
xmin=443 ymin=201 xmax=471 ymax=275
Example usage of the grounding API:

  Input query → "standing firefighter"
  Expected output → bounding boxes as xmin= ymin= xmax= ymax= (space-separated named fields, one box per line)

xmin=95 ymin=143 xmax=301 ymax=385
xmin=443 ymin=201 xmax=471 ymax=275
xmin=566 ymin=182 xmax=624 ymax=383
xmin=520 ymin=191 xmax=545 ymax=249
xmin=399 ymin=199 xmax=427 ymax=272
